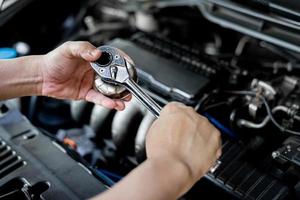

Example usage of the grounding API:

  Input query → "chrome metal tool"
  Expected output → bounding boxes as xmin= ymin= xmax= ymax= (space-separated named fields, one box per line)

xmin=90 ymin=46 xmax=221 ymax=173
xmin=90 ymin=46 xmax=162 ymax=118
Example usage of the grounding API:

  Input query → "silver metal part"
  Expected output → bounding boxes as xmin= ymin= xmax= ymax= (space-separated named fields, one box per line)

xmin=210 ymin=160 xmax=222 ymax=174
xmin=135 ymin=111 xmax=156 ymax=156
xmin=94 ymin=74 xmax=129 ymax=99
xmin=238 ymin=105 xmax=300 ymax=129
xmin=124 ymin=79 xmax=161 ymax=118
xmin=93 ymin=47 xmax=137 ymax=99
xmin=70 ymin=100 xmax=90 ymax=123
xmin=250 ymin=79 xmax=276 ymax=100
xmin=272 ymin=151 xmax=281 ymax=159
xmin=111 ymin=98 xmax=141 ymax=148
xmin=238 ymin=116 xmax=270 ymax=129
xmin=91 ymin=46 xmax=162 ymax=118
xmin=90 ymin=104 xmax=112 ymax=135
xmin=248 ymin=79 xmax=277 ymax=118
xmin=248 ymin=102 xmax=260 ymax=118
xmin=90 ymin=46 xmax=220 ymax=172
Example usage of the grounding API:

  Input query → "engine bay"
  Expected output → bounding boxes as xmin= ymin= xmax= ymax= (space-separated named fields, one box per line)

xmin=1 ymin=0 xmax=300 ymax=199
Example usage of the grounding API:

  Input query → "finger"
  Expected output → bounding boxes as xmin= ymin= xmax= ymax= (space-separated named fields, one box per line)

xmin=161 ymin=102 xmax=186 ymax=115
xmin=85 ymin=89 xmax=118 ymax=109
xmin=63 ymin=41 xmax=101 ymax=61
xmin=115 ymin=100 xmax=126 ymax=111
xmin=81 ymin=48 xmax=101 ymax=62
xmin=123 ymin=94 xmax=132 ymax=102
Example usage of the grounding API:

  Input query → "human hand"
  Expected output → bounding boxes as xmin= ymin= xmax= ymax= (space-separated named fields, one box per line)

xmin=40 ymin=41 xmax=129 ymax=110
xmin=89 ymin=102 xmax=221 ymax=200
xmin=146 ymin=102 xmax=222 ymax=193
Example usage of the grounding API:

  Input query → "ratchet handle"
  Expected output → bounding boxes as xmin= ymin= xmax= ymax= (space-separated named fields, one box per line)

xmin=125 ymin=79 xmax=221 ymax=173
xmin=125 ymin=79 xmax=161 ymax=118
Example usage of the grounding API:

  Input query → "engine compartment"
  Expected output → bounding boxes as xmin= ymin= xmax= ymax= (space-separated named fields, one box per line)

xmin=1 ymin=0 xmax=300 ymax=199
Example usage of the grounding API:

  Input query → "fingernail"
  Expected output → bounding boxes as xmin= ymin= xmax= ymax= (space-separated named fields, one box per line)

xmin=117 ymin=105 xmax=125 ymax=111
xmin=91 ymin=49 xmax=100 ymax=56
xmin=117 ymin=106 xmax=123 ymax=111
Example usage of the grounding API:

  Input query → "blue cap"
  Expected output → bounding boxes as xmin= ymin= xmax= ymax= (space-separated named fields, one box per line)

xmin=0 ymin=48 xmax=17 ymax=59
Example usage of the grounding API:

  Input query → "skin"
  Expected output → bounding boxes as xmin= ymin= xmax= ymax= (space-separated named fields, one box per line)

xmin=0 ymin=41 xmax=222 ymax=200
xmin=0 ymin=41 xmax=127 ymax=110
xmin=93 ymin=102 xmax=222 ymax=200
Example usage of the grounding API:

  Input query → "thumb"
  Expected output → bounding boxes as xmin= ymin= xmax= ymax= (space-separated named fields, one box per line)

xmin=62 ymin=41 xmax=101 ymax=62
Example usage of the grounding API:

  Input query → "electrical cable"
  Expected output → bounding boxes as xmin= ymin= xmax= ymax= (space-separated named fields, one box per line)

xmin=237 ymin=105 xmax=297 ymax=129
xmin=98 ymin=169 xmax=123 ymax=182
xmin=195 ymin=90 xmax=219 ymax=112
xmin=39 ymin=128 xmax=117 ymax=187
xmin=224 ymin=90 xmax=300 ymax=135
xmin=231 ymin=36 xmax=251 ymax=67
xmin=261 ymin=95 xmax=300 ymax=135
xmin=238 ymin=116 xmax=270 ymax=129
xmin=203 ymin=101 xmax=229 ymax=112
xmin=204 ymin=113 xmax=237 ymax=139
xmin=195 ymin=93 xmax=237 ymax=139
xmin=94 ymin=170 xmax=115 ymax=187
xmin=272 ymin=106 xmax=300 ymax=121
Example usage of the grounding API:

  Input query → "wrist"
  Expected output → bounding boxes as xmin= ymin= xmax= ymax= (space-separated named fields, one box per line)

xmin=36 ymin=54 xmax=50 ymax=96
xmin=32 ymin=55 xmax=44 ymax=96
xmin=147 ymin=156 xmax=194 ymax=196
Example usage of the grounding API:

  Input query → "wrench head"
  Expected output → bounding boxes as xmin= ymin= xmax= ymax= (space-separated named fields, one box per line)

xmin=90 ymin=46 xmax=137 ymax=98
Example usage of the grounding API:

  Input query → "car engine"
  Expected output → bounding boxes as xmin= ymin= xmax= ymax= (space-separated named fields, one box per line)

xmin=1 ymin=0 xmax=300 ymax=199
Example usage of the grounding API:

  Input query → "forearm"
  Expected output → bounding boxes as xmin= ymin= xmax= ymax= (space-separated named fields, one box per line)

xmin=0 ymin=56 xmax=43 ymax=100
xmin=91 ymin=157 xmax=193 ymax=200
